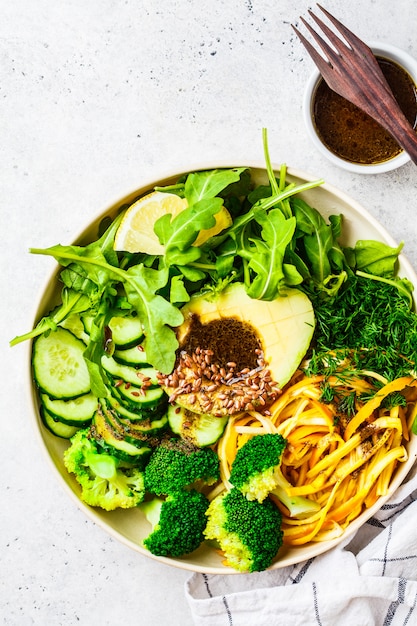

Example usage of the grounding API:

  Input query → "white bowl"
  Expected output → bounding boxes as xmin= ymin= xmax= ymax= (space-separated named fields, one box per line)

xmin=303 ymin=42 xmax=417 ymax=174
xmin=29 ymin=164 xmax=417 ymax=573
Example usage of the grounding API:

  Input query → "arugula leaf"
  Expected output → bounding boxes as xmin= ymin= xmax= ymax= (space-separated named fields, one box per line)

xmin=155 ymin=197 xmax=224 ymax=253
xmin=82 ymin=295 xmax=114 ymax=397
xmin=285 ymin=248 xmax=311 ymax=281
xmin=122 ymin=264 xmax=183 ymax=373
xmin=184 ymin=168 xmax=247 ymax=204
xmin=31 ymin=243 xmax=121 ymax=287
xmin=10 ymin=289 xmax=92 ymax=346
xmin=60 ymin=265 xmax=98 ymax=295
xmin=352 ymin=240 xmax=403 ymax=276
xmin=163 ymin=246 xmax=202 ymax=267
xmin=176 ymin=264 xmax=207 ymax=282
xmin=329 ymin=214 xmax=342 ymax=239
xmin=60 ymin=289 xmax=94 ymax=318
xmin=215 ymin=250 xmax=237 ymax=279
xmin=262 ymin=128 xmax=292 ymax=219
xmin=95 ymin=211 xmax=124 ymax=265
xmin=282 ymin=263 xmax=304 ymax=286
xmin=292 ymin=198 xmax=333 ymax=283
xmin=228 ymin=179 xmax=324 ymax=236
xmin=59 ymin=263 xmax=116 ymax=304
xmin=243 ymin=209 xmax=297 ymax=300
xmin=247 ymin=184 xmax=274 ymax=205
xmin=263 ymin=128 xmax=280 ymax=198
xmin=170 ymin=274 xmax=191 ymax=305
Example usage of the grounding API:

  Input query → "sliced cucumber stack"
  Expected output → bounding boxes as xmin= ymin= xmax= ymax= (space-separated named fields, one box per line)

xmin=101 ymin=331 xmax=168 ymax=420
xmin=32 ymin=315 xmax=169 ymax=444
xmin=32 ymin=327 xmax=96 ymax=439
xmin=92 ymin=405 xmax=153 ymax=466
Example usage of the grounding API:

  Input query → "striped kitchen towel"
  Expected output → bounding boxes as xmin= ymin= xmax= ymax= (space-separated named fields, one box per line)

xmin=185 ymin=465 xmax=417 ymax=626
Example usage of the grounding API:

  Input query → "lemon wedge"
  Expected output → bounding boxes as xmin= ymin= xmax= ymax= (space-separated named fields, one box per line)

xmin=114 ymin=190 xmax=232 ymax=254
xmin=114 ymin=191 xmax=187 ymax=255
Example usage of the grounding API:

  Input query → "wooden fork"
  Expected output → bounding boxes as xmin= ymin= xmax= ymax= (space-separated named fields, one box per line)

xmin=292 ymin=4 xmax=417 ymax=165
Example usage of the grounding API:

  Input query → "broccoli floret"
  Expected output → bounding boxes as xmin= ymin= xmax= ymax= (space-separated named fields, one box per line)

xmin=230 ymin=433 xmax=287 ymax=501
xmin=141 ymin=490 xmax=209 ymax=557
xmin=144 ymin=438 xmax=220 ymax=495
xmin=204 ymin=487 xmax=283 ymax=572
xmin=229 ymin=433 xmax=320 ymax=518
xmin=64 ymin=428 xmax=145 ymax=511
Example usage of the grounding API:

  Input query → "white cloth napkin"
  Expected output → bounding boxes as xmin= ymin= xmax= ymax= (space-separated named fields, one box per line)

xmin=185 ymin=464 xmax=417 ymax=626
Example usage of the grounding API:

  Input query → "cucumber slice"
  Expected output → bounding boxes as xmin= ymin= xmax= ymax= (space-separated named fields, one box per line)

xmin=113 ymin=382 xmax=165 ymax=409
xmin=32 ymin=328 xmax=91 ymax=399
xmin=101 ymin=355 xmax=158 ymax=387
xmin=81 ymin=314 xmax=144 ymax=349
xmin=40 ymin=392 xmax=97 ymax=426
xmin=108 ymin=315 xmax=144 ymax=348
xmin=105 ymin=393 xmax=167 ymax=422
xmin=113 ymin=344 xmax=149 ymax=367
xmin=168 ymin=403 xmax=228 ymax=447
xmin=40 ymin=406 xmax=80 ymax=439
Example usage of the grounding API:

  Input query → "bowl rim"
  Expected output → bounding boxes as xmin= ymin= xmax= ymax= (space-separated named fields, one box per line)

xmin=26 ymin=162 xmax=417 ymax=574
xmin=303 ymin=41 xmax=417 ymax=174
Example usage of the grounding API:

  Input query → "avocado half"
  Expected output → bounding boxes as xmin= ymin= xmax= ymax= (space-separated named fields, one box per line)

xmin=168 ymin=282 xmax=315 ymax=416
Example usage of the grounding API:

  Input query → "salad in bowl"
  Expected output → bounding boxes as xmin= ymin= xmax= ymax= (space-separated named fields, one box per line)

xmin=12 ymin=132 xmax=417 ymax=573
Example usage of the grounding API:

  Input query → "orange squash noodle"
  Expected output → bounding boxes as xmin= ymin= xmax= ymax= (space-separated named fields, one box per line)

xmin=215 ymin=370 xmax=417 ymax=547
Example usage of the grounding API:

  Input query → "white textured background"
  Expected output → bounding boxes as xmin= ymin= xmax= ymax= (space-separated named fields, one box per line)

xmin=2 ymin=1 xmax=417 ymax=624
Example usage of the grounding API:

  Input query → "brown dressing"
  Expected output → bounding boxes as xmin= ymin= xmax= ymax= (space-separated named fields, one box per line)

xmin=180 ymin=315 xmax=261 ymax=372
xmin=312 ymin=57 xmax=417 ymax=164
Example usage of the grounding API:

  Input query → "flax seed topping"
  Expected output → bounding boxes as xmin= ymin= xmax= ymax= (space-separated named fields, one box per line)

xmin=157 ymin=346 xmax=281 ymax=417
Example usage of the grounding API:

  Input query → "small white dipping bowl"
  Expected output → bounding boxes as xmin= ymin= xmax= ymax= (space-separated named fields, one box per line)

xmin=303 ymin=42 xmax=417 ymax=174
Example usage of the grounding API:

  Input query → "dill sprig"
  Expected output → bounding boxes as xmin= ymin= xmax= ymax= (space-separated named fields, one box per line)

xmin=304 ymin=275 xmax=417 ymax=382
